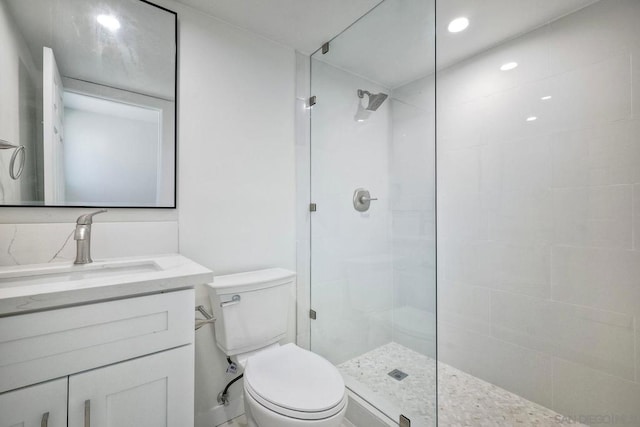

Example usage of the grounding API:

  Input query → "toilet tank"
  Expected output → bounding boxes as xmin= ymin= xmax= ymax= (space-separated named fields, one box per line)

xmin=206 ymin=268 xmax=296 ymax=356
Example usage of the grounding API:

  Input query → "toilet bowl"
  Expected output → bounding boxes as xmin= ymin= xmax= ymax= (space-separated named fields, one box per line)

xmin=206 ymin=269 xmax=348 ymax=427
xmin=242 ymin=343 xmax=347 ymax=427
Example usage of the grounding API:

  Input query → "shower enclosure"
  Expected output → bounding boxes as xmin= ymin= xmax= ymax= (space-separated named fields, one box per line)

xmin=307 ymin=0 xmax=437 ymax=425
xmin=303 ymin=0 xmax=640 ymax=425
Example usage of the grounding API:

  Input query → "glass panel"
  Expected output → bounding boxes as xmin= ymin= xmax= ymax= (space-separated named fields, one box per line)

xmin=437 ymin=0 xmax=640 ymax=425
xmin=309 ymin=0 xmax=436 ymax=424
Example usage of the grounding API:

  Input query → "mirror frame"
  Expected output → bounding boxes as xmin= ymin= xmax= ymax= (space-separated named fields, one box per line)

xmin=2 ymin=0 xmax=178 ymax=209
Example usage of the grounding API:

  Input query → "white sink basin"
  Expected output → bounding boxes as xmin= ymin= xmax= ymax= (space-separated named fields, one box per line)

xmin=0 ymin=260 xmax=162 ymax=288
xmin=0 ymin=254 xmax=213 ymax=315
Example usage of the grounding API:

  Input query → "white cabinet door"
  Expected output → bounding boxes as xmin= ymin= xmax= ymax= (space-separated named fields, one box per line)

xmin=68 ymin=345 xmax=194 ymax=427
xmin=0 ymin=378 xmax=67 ymax=427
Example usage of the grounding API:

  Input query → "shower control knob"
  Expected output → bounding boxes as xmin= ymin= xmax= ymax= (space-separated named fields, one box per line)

xmin=360 ymin=195 xmax=378 ymax=203
xmin=353 ymin=188 xmax=377 ymax=212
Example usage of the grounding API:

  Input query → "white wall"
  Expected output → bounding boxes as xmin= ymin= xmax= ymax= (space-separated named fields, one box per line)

xmin=432 ymin=0 xmax=640 ymax=422
xmin=174 ymin=4 xmax=295 ymax=277
xmin=166 ymin=2 xmax=297 ymax=426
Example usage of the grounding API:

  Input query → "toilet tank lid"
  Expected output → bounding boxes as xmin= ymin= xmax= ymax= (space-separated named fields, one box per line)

xmin=209 ymin=268 xmax=296 ymax=293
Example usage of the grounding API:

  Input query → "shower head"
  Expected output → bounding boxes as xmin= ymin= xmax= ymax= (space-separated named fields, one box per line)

xmin=357 ymin=89 xmax=388 ymax=111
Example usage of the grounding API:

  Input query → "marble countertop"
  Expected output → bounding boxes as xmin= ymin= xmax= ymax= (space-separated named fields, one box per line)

xmin=0 ymin=254 xmax=213 ymax=316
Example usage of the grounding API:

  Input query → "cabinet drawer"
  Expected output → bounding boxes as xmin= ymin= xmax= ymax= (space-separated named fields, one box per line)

xmin=0 ymin=289 xmax=194 ymax=393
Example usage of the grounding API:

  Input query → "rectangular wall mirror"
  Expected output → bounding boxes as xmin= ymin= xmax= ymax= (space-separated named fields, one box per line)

xmin=0 ymin=0 xmax=177 ymax=207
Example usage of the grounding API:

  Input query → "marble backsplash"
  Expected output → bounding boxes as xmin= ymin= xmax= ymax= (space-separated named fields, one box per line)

xmin=0 ymin=221 xmax=178 ymax=266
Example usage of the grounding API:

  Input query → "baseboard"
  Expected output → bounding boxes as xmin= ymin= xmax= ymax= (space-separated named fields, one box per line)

xmin=195 ymin=398 xmax=245 ymax=427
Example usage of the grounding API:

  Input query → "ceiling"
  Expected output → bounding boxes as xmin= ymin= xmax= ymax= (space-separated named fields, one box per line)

xmin=174 ymin=0 xmax=383 ymax=55
xmin=6 ymin=0 xmax=601 ymax=95
xmin=177 ymin=0 xmax=598 ymax=88
xmin=436 ymin=0 xmax=600 ymax=73
xmin=5 ymin=0 xmax=176 ymax=100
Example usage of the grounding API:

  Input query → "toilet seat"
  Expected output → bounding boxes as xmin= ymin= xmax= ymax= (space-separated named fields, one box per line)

xmin=244 ymin=344 xmax=346 ymax=420
xmin=245 ymin=382 xmax=348 ymax=420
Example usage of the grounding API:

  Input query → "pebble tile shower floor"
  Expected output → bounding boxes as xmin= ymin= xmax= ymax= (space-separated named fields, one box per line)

xmin=338 ymin=342 xmax=585 ymax=426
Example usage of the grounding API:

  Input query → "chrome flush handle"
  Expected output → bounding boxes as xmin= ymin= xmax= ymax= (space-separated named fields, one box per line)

xmin=220 ymin=295 xmax=241 ymax=307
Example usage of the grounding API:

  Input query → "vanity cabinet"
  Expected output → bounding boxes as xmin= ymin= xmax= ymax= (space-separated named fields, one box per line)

xmin=0 ymin=289 xmax=195 ymax=427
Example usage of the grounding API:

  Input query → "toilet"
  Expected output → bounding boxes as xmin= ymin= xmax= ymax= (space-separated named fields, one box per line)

xmin=206 ymin=269 xmax=348 ymax=427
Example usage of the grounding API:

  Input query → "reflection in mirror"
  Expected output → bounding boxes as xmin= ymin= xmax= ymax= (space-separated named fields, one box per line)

xmin=0 ymin=0 xmax=176 ymax=207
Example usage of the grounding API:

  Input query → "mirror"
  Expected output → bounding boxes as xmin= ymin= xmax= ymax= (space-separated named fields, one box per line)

xmin=0 ymin=0 xmax=176 ymax=207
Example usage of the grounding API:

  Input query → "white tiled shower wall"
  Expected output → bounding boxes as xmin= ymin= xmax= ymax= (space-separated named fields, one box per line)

xmin=425 ymin=0 xmax=640 ymax=421
xmin=389 ymin=83 xmax=436 ymax=358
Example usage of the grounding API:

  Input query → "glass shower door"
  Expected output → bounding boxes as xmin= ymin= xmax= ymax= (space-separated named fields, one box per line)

xmin=308 ymin=0 xmax=436 ymax=425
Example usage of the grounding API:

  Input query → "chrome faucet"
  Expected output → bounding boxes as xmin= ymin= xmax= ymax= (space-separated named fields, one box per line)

xmin=74 ymin=209 xmax=107 ymax=264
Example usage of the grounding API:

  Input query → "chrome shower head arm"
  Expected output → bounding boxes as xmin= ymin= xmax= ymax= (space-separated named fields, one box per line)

xmin=357 ymin=89 xmax=372 ymax=99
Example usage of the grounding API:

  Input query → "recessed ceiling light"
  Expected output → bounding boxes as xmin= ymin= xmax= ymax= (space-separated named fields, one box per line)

xmin=526 ymin=116 xmax=537 ymax=122
xmin=97 ymin=14 xmax=120 ymax=31
xmin=500 ymin=62 xmax=518 ymax=71
xmin=448 ymin=17 xmax=469 ymax=33
xmin=541 ymin=95 xmax=552 ymax=100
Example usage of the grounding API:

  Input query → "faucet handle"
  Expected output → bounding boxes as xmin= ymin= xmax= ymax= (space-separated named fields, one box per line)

xmin=76 ymin=209 xmax=107 ymax=225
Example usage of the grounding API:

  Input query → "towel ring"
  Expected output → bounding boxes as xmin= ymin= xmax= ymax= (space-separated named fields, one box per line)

xmin=9 ymin=145 xmax=25 ymax=180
